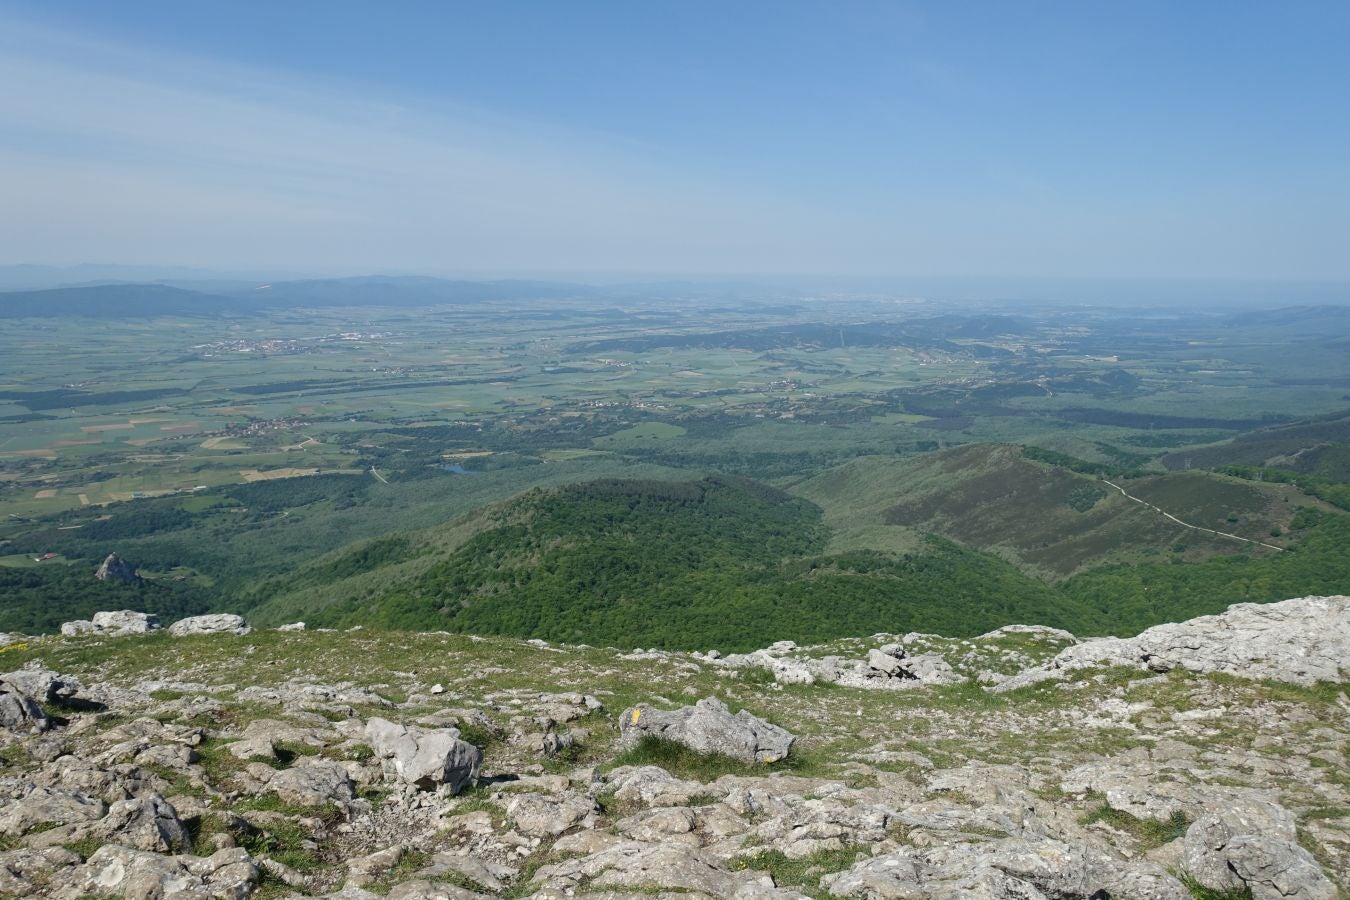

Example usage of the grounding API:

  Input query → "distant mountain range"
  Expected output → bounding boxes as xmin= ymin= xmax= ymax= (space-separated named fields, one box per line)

xmin=0 ymin=276 xmax=603 ymax=318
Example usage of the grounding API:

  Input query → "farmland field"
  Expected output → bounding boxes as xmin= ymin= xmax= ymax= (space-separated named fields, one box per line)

xmin=1 ymin=285 xmax=1348 ymax=640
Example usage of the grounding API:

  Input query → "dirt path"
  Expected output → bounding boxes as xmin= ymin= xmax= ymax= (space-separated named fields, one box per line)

xmin=369 ymin=466 xmax=389 ymax=484
xmin=1102 ymin=479 xmax=1286 ymax=552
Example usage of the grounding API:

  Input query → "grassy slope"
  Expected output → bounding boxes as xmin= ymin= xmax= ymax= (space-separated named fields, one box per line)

xmin=793 ymin=445 xmax=1311 ymax=580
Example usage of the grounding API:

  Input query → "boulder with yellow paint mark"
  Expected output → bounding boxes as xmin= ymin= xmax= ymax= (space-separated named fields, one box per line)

xmin=617 ymin=697 xmax=795 ymax=765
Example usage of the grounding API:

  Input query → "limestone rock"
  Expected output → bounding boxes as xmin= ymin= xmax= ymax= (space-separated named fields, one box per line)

xmin=822 ymin=836 xmax=1190 ymax=899
xmin=78 ymin=610 xmax=161 ymax=637
xmin=278 ymin=622 xmax=306 ymax=632
xmin=864 ymin=644 xmax=966 ymax=686
xmin=168 ymin=614 xmax=251 ymax=637
xmin=504 ymin=791 xmax=596 ymax=837
xmin=0 ymin=847 xmax=81 ymax=895
xmin=415 ymin=851 xmax=518 ymax=893
xmin=602 ymin=765 xmax=709 ymax=808
xmin=0 ymin=683 xmax=48 ymax=733
xmin=366 ymin=717 xmax=482 ymax=794
xmin=94 ymin=553 xmax=139 ymax=583
xmin=619 ymin=697 xmax=795 ymax=764
xmin=88 ymin=793 xmax=191 ymax=853
xmin=1 ymin=667 xmax=83 ymax=704
xmin=266 ymin=757 xmax=355 ymax=807
xmin=1183 ymin=797 xmax=1337 ymax=900
xmin=530 ymin=840 xmax=783 ymax=896
xmin=58 ymin=844 xmax=258 ymax=899
xmin=0 ymin=786 xmax=106 ymax=836
xmin=998 ymin=595 xmax=1350 ymax=690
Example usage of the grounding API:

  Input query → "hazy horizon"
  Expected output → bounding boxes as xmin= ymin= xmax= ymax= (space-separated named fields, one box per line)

xmin=2 ymin=2 xmax=1349 ymax=281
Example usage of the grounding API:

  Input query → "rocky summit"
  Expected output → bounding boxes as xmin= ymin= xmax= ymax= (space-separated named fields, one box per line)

xmin=0 ymin=596 xmax=1344 ymax=899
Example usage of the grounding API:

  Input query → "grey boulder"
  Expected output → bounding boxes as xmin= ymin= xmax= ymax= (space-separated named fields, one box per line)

xmin=57 ymin=844 xmax=258 ymax=899
xmin=866 ymin=644 xmax=967 ymax=685
xmin=61 ymin=610 xmax=162 ymax=637
xmin=366 ymin=717 xmax=482 ymax=794
xmin=0 ymin=786 xmax=106 ymax=836
xmin=89 ymin=793 xmax=191 ymax=853
xmin=168 ymin=614 xmax=251 ymax=637
xmin=1183 ymin=798 xmax=1337 ymax=900
xmin=618 ymin=697 xmax=795 ymax=764
xmin=998 ymin=595 xmax=1349 ymax=691
xmin=266 ymin=757 xmax=356 ymax=807
xmin=0 ymin=684 xmax=48 ymax=733
xmin=1 ymin=667 xmax=83 ymax=704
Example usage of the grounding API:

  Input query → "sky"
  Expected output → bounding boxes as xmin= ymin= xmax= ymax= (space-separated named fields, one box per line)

xmin=2 ymin=1 xmax=1349 ymax=280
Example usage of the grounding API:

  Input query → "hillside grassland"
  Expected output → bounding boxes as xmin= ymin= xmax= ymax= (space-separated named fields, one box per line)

xmin=2 ymin=291 xmax=1349 ymax=648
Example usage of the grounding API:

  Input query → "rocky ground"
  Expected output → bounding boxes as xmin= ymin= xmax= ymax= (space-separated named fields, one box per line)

xmin=0 ymin=597 xmax=1345 ymax=899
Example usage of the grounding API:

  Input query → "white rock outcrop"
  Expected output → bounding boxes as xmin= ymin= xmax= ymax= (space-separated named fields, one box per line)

xmin=167 ymin=614 xmax=251 ymax=636
xmin=996 ymin=595 xmax=1349 ymax=691
xmin=366 ymin=717 xmax=483 ymax=794
xmin=619 ymin=697 xmax=795 ymax=764
xmin=60 ymin=610 xmax=162 ymax=638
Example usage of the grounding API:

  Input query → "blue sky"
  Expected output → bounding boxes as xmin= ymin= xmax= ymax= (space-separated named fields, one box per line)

xmin=2 ymin=1 xmax=1348 ymax=279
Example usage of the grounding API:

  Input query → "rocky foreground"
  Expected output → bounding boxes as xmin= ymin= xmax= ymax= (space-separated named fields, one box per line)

xmin=0 ymin=596 xmax=1345 ymax=899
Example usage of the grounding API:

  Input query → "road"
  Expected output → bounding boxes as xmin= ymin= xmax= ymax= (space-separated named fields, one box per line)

xmin=1101 ymin=479 xmax=1286 ymax=552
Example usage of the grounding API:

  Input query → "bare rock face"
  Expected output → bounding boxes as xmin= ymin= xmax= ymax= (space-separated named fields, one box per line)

xmin=1183 ymin=797 xmax=1337 ymax=900
xmin=57 ymin=844 xmax=258 ymax=899
xmin=88 ymin=793 xmax=191 ymax=853
xmin=862 ymin=644 xmax=966 ymax=686
xmin=716 ymin=640 xmax=966 ymax=690
xmin=264 ymin=757 xmax=356 ymax=807
xmin=167 ymin=614 xmax=251 ymax=637
xmin=94 ymin=553 xmax=139 ymax=583
xmin=366 ymin=717 xmax=482 ymax=794
xmin=0 ymin=786 xmax=106 ymax=836
xmin=823 ymin=836 xmax=1192 ymax=899
xmin=0 ymin=683 xmax=49 ymax=734
xmin=997 ymin=595 xmax=1350 ymax=691
xmin=1 ymin=666 xmax=84 ymax=705
xmin=619 ymin=697 xmax=795 ymax=764
xmin=61 ymin=610 xmax=162 ymax=638
xmin=0 ymin=847 xmax=80 ymax=894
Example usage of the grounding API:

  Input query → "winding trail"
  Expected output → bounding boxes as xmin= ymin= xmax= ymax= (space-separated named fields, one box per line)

xmin=369 ymin=466 xmax=389 ymax=484
xmin=1101 ymin=479 xmax=1286 ymax=552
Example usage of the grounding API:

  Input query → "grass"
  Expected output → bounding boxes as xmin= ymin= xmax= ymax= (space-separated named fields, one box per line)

xmin=501 ymin=848 xmax=583 ymax=899
xmin=730 ymin=846 xmax=865 ymax=898
xmin=366 ymin=850 xmax=434 ymax=895
xmin=1081 ymin=804 xmax=1190 ymax=850
xmin=605 ymin=735 xmax=825 ymax=782
xmin=234 ymin=816 xmax=326 ymax=873
xmin=1179 ymin=874 xmax=1254 ymax=899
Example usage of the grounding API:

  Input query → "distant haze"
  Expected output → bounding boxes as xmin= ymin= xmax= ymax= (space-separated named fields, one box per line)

xmin=2 ymin=2 xmax=1349 ymax=281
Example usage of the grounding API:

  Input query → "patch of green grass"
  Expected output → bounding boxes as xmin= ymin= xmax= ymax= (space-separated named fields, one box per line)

xmin=234 ymin=817 xmax=324 ymax=873
xmin=62 ymin=837 xmax=104 ymax=860
xmin=367 ymin=850 xmax=433 ymax=895
xmin=232 ymin=794 xmax=343 ymax=825
xmin=501 ymin=848 xmax=581 ymax=899
xmin=605 ymin=735 xmax=816 ymax=782
xmin=730 ymin=846 xmax=864 ymax=898
xmin=1081 ymin=805 xmax=1190 ymax=849
xmin=1301 ymin=806 xmax=1350 ymax=822
xmin=0 ymin=743 xmax=29 ymax=768
xmin=1179 ymin=873 xmax=1253 ymax=899
xmin=333 ymin=742 xmax=375 ymax=763
xmin=442 ymin=786 xmax=507 ymax=827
